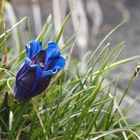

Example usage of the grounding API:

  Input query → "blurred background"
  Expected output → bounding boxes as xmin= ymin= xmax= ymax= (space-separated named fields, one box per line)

xmin=3 ymin=0 xmax=140 ymax=121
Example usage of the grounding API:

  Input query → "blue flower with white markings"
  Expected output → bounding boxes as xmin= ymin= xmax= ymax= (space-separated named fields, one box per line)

xmin=14 ymin=41 xmax=65 ymax=100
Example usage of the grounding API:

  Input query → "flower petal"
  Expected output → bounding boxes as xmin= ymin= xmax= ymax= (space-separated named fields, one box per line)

xmin=26 ymin=40 xmax=42 ymax=59
xmin=52 ymin=56 xmax=66 ymax=71
xmin=14 ymin=64 xmax=43 ymax=100
xmin=26 ymin=65 xmax=52 ymax=98
xmin=31 ymin=50 xmax=46 ymax=65
xmin=44 ymin=41 xmax=61 ymax=65
xmin=18 ymin=68 xmax=36 ymax=91
xmin=28 ymin=64 xmax=43 ymax=95
xmin=31 ymin=77 xmax=51 ymax=97
xmin=14 ymin=67 xmax=36 ymax=100
xmin=45 ymin=56 xmax=65 ymax=72
xmin=16 ymin=58 xmax=31 ymax=81
xmin=42 ymin=70 xmax=54 ymax=77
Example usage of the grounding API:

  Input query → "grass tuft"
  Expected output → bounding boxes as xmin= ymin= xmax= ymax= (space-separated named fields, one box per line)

xmin=0 ymin=4 xmax=140 ymax=139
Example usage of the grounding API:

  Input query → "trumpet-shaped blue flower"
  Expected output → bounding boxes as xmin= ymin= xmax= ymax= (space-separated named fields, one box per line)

xmin=14 ymin=41 xmax=65 ymax=100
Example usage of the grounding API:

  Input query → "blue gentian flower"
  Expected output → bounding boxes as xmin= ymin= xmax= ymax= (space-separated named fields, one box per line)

xmin=14 ymin=41 xmax=65 ymax=101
